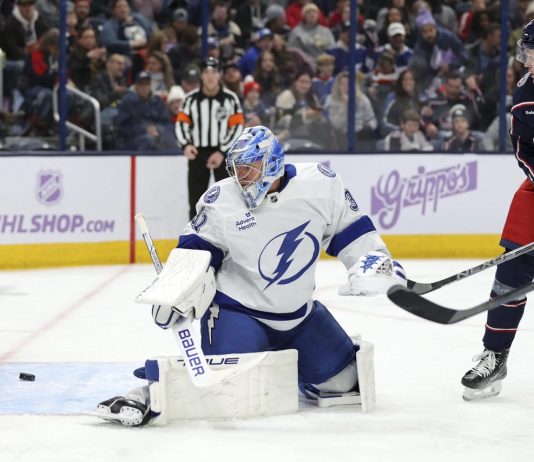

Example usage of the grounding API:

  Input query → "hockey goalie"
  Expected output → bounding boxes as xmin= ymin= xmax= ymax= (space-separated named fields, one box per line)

xmin=93 ymin=127 xmax=406 ymax=426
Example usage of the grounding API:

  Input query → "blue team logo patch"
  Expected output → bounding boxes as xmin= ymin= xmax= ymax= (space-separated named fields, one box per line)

xmin=344 ymin=189 xmax=359 ymax=211
xmin=204 ymin=186 xmax=220 ymax=203
xmin=258 ymin=220 xmax=320 ymax=290
xmin=317 ymin=163 xmax=336 ymax=178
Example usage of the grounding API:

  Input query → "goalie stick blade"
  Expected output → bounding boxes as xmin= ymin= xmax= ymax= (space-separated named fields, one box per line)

xmin=387 ymin=281 xmax=534 ymax=325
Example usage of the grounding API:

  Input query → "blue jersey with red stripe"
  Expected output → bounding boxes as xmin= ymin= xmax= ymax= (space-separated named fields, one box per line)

xmin=511 ymin=73 xmax=534 ymax=183
xmin=501 ymin=73 xmax=534 ymax=249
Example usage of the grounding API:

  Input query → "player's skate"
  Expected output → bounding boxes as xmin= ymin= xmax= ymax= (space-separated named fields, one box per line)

xmin=461 ymin=349 xmax=509 ymax=401
xmin=93 ymin=395 xmax=151 ymax=427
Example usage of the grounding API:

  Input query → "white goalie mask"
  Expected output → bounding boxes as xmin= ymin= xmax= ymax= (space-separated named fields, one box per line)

xmin=226 ymin=126 xmax=285 ymax=209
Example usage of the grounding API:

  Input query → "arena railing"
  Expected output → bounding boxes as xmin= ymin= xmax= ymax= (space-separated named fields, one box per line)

xmin=52 ymin=84 xmax=102 ymax=151
xmin=0 ymin=48 xmax=4 ymax=110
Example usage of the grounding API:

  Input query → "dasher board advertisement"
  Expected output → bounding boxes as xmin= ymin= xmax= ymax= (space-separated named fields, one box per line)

xmin=286 ymin=154 xmax=524 ymax=234
xmin=0 ymin=157 xmax=130 ymax=244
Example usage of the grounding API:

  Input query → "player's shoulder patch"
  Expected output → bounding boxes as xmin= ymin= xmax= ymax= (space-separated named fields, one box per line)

xmin=317 ymin=163 xmax=336 ymax=178
xmin=204 ymin=185 xmax=220 ymax=204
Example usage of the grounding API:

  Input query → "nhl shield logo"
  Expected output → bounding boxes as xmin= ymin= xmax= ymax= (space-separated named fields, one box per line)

xmin=215 ymin=107 xmax=229 ymax=122
xmin=36 ymin=170 xmax=63 ymax=205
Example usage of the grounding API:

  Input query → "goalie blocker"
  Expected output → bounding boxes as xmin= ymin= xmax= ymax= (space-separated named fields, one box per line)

xmin=94 ymin=339 xmax=375 ymax=425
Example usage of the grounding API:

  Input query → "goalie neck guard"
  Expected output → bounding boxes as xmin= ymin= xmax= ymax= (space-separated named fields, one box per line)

xmin=226 ymin=126 xmax=285 ymax=210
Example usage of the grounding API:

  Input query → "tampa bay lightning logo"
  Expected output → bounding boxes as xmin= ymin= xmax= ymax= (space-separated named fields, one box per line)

xmin=317 ymin=163 xmax=336 ymax=177
xmin=258 ymin=220 xmax=320 ymax=290
xmin=345 ymin=188 xmax=359 ymax=211
xmin=204 ymin=186 xmax=220 ymax=203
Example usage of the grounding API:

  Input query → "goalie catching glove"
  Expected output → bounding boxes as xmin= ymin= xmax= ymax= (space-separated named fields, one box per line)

xmin=136 ymin=248 xmax=216 ymax=328
xmin=339 ymin=251 xmax=406 ymax=296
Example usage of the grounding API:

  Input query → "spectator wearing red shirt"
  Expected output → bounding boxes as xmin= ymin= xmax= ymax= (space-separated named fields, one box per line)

xmin=457 ymin=0 xmax=487 ymax=43
xmin=21 ymin=28 xmax=59 ymax=135
xmin=286 ymin=0 xmax=327 ymax=29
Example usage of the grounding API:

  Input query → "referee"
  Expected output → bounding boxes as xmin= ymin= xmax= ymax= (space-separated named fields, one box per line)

xmin=176 ymin=57 xmax=244 ymax=219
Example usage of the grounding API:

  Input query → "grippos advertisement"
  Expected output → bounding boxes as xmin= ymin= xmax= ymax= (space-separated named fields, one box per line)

xmin=0 ymin=157 xmax=130 ymax=245
xmin=286 ymin=154 xmax=525 ymax=234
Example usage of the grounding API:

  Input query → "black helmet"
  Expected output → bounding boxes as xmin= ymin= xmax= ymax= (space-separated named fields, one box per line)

xmin=522 ymin=20 xmax=534 ymax=48
xmin=516 ymin=20 xmax=534 ymax=63
xmin=200 ymin=57 xmax=220 ymax=71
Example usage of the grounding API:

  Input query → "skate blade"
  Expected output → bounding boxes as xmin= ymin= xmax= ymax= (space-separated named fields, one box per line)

xmin=87 ymin=405 xmax=145 ymax=426
xmin=462 ymin=381 xmax=502 ymax=401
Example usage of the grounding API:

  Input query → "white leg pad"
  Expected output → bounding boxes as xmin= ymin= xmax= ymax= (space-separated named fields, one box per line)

xmin=147 ymin=349 xmax=298 ymax=424
xmin=356 ymin=340 xmax=375 ymax=413
xmin=307 ymin=337 xmax=375 ymax=413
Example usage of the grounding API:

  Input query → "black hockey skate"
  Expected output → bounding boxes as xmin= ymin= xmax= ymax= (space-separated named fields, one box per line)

xmin=94 ymin=396 xmax=151 ymax=426
xmin=461 ymin=349 xmax=509 ymax=401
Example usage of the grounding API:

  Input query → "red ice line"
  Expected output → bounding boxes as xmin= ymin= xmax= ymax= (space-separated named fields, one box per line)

xmin=0 ymin=266 xmax=131 ymax=362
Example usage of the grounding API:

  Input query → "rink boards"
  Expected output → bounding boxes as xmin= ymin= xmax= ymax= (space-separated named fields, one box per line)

xmin=0 ymin=154 xmax=524 ymax=268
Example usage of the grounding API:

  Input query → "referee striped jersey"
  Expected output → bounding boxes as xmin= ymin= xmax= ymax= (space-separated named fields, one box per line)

xmin=175 ymin=86 xmax=244 ymax=153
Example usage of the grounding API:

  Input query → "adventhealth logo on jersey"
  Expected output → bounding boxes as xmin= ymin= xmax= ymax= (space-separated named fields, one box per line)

xmin=258 ymin=220 xmax=320 ymax=290
xmin=235 ymin=211 xmax=256 ymax=231
xmin=370 ymin=162 xmax=477 ymax=229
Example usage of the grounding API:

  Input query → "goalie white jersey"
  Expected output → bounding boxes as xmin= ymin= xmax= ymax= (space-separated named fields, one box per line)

xmin=178 ymin=162 xmax=388 ymax=330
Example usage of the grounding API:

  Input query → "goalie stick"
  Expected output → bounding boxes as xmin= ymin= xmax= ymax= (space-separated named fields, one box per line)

xmin=406 ymin=241 xmax=534 ymax=295
xmin=135 ymin=213 xmax=266 ymax=387
xmin=387 ymin=281 xmax=534 ymax=324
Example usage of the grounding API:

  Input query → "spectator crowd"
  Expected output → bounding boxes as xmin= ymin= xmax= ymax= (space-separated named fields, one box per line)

xmin=0 ymin=0 xmax=526 ymax=153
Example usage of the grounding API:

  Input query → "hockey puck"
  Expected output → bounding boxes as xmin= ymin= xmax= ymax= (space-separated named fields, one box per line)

xmin=19 ymin=373 xmax=35 ymax=381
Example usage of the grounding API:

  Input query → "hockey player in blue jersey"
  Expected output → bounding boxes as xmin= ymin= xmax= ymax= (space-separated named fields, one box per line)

xmin=461 ymin=21 xmax=534 ymax=401
xmin=96 ymin=126 xmax=406 ymax=425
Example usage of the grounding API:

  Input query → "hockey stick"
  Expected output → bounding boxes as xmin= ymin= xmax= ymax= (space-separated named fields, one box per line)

xmin=406 ymin=242 xmax=534 ymax=295
xmin=135 ymin=213 xmax=266 ymax=387
xmin=387 ymin=281 xmax=534 ymax=324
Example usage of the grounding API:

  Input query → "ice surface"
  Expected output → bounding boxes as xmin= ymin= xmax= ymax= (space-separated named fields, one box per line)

xmin=0 ymin=260 xmax=532 ymax=462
